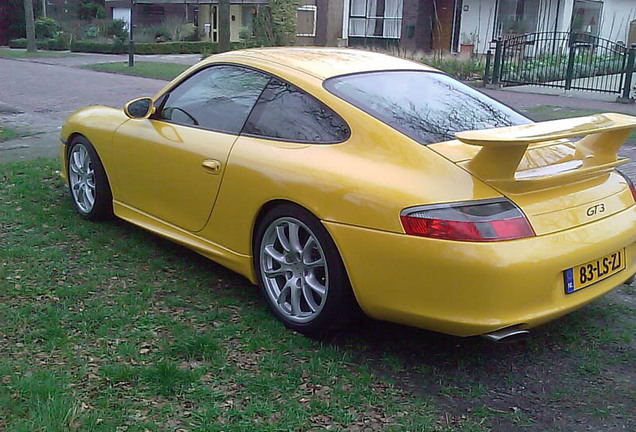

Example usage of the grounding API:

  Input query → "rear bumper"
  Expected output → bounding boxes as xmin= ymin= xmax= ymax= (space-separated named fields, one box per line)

xmin=324 ymin=206 xmax=636 ymax=336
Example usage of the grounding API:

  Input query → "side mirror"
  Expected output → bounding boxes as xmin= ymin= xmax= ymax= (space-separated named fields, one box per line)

xmin=124 ymin=97 xmax=155 ymax=119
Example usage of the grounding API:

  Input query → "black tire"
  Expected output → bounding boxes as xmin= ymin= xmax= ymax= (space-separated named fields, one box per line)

xmin=67 ymin=136 xmax=113 ymax=221
xmin=254 ymin=204 xmax=359 ymax=337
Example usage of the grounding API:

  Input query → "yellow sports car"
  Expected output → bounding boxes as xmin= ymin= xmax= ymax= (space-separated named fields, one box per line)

xmin=60 ymin=48 xmax=636 ymax=340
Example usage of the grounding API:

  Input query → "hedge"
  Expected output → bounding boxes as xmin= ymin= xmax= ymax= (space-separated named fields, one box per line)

xmin=8 ymin=39 xmax=244 ymax=55
xmin=69 ymin=40 xmax=244 ymax=55
xmin=69 ymin=39 xmax=127 ymax=54
xmin=9 ymin=38 xmax=69 ymax=51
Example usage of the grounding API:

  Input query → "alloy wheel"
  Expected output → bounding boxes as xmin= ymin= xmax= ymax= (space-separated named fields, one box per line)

xmin=69 ymin=143 xmax=96 ymax=214
xmin=259 ymin=217 xmax=329 ymax=323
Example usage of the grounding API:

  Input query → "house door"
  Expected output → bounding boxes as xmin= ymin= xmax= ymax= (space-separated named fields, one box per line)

xmin=431 ymin=0 xmax=455 ymax=51
xmin=230 ymin=5 xmax=242 ymax=42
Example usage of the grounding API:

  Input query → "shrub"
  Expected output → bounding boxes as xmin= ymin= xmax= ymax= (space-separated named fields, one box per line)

xmin=83 ymin=24 xmax=100 ymax=39
xmin=105 ymin=19 xmax=129 ymax=41
xmin=162 ymin=16 xmax=196 ymax=42
xmin=154 ymin=26 xmax=172 ymax=43
xmin=422 ymin=55 xmax=485 ymax=80
xmin=35 ymin=17 xmax=61 ymax=39
xmin=134 ymin=26 xmax=157 ymax=43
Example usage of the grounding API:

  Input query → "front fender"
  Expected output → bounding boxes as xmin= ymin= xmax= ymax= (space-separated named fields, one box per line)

xmin=60 ymin=106 xmax=129 ymax=187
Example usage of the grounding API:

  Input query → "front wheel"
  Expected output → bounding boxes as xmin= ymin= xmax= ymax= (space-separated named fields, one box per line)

xmin=67 ymin=136 xmax=112 ymax=221
xmin=254 ymin=204 xmax=358 ymax=336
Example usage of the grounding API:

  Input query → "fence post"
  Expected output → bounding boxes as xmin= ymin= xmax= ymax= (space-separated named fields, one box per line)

xmin=617 ymin=43 xmax=636 ymax=103
xmin=491 ymin=38 xmax=503 ymax=87
xmin=565 ymin=32 xmax=577 ymax=90
xmin=483 ymin=49 xmax=492 ymax=86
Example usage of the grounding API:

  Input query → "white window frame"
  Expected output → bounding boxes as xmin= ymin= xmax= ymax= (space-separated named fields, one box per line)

xmin=347 ymin=0 xmax=402 ymax=39
xmin=297 ymin=5 xmax=317 ymax=37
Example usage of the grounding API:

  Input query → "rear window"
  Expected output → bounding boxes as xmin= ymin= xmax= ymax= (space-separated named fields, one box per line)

xmin=324 ymin=71 xmax=531 ymax=145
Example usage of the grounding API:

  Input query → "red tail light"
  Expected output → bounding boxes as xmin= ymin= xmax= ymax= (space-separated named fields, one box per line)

xmin=400 ymin=198 xmax=535 ymax=242
xmin=617 ymin=171 xmax=636 ymax=203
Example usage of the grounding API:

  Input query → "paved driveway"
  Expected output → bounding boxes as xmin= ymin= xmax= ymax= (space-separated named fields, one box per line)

xmin=0 ymin=57 xmax=169 ymax=161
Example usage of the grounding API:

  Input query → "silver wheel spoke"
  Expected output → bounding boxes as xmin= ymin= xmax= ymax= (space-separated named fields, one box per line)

xmin=288 ymin=222 xmax=303 ymax=253
xmin=276 ymin=283 xmax=291 ymax=306
xmin=73 ymin=152 xmax=83 ymax=173
xmin=264 ymin=245 xmax=286 ymax=264
xmin=264 ymin=266 xmax=287 ymax=278
xmin=78 ymin=185 xmax=88 ymax=210
xmin=77 ymin=147 xmax=87 ymax=171
xmin=290 ymin=283 xmax=301 ymax=316
xmin=275 ymin=225 xmax=291 ymax=252
xmin=84 ymin=185 xmax=95 ymax=207
xmin=302 ymin=285 xmax=318 ymax=313
xmin=305 ymin=274 xmax=326 ymax=297
xmin=69 ymin=161 xmax=81 ymax=175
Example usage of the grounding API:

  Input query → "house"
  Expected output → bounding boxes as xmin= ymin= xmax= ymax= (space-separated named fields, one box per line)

xmin=104 ymin=0 xmax=268 ymax=43
xmin=456 ymin=0 xmax=636 ymax=54
xmin=104 ymin=1 xmax=636 ymax=53
xmin=337 ymin=0 xmax=636 ymax=54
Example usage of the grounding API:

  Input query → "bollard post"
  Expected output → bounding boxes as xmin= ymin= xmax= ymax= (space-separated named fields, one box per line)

xmin=565 ymin=32 xmax=577 ymax=90
xmin=483 ymin=49 xmax=492 ymax=86
xmin=492 ymin=38 xmax=503 ymax=86
xmin=617 ymin=43 xmax=636 ymax=103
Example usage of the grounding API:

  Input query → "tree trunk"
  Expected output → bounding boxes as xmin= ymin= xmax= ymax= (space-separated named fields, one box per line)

xmin=24 ymin=0 xmax=37 ymax=52
xmin=218 ymin=0 xmax=230 ymax=52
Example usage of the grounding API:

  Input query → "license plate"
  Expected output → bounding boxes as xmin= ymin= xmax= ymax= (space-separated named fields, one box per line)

xmin=564 ymin=249 xmax=625 ymax=294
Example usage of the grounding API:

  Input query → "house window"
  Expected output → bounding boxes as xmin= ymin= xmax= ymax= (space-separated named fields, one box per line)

xmin=349 ymin=0 xmax=403 ymax=39
xmin=143 ymin=4 xmax=165 ymax=15
xmin=297 ymin=5 xmax=317 ymax=37
xmin=495 ymin=0 xmax=539 ymax=36
xmin=571 ymin=0 xmax=602 ymax=36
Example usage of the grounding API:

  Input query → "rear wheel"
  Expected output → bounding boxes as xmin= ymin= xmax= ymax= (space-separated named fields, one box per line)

xmin=67 ymin=136 xmax=112 ymax=220
xmin=254 ymin=204 xmax=357 ymax=336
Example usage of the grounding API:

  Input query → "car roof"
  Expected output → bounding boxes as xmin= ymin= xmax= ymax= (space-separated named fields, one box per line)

xmin=203 ymin=47 xmax=435 ymax=80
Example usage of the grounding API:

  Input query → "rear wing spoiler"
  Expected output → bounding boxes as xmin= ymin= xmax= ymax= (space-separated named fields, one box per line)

xmin=455 ymin=113 xmax=636 ymax=189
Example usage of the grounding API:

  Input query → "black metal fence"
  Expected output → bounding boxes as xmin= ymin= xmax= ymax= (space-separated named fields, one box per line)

xmin=484 ymin=32 xmax=636 ymax=100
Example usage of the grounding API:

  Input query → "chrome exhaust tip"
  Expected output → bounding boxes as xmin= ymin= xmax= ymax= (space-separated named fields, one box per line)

xmin=482 ymin=326 xmax=529 ymax=343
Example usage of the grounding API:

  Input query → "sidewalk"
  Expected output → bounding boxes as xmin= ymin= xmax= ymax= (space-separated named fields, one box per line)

xmin=2 ymin=50 xmax=202 ymax=67
xmin=481 ymin=87 xmax=636 ymax=115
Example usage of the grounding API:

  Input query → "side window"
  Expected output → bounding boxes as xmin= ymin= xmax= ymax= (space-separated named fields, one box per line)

xmin=158 ymin=65 xmax=270 ymax=134
xmin=243 ymin=78 xmax=350 ymax=143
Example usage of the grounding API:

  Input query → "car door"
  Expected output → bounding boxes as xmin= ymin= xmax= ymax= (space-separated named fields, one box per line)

xmin=112 ymin=64 xmax=270 ymax=232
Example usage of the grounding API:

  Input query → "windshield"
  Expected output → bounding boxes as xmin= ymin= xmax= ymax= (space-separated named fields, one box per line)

xmin=324 ymin=71 xmax=531 ymax=145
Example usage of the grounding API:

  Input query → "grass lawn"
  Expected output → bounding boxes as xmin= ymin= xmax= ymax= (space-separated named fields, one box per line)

xmin=1 ymin=158 xmax=634 ymax=431
xmin=0 ymin=48 xmax=75 ymax=59
xmin=82 ymin=61 xmax=191 ymax=81
xmin=0 ymin=126 xmax=18 ymax=141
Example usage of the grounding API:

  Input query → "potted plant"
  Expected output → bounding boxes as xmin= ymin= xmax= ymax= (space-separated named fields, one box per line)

xmin=460 ymin=32 xmax=477 ymax=57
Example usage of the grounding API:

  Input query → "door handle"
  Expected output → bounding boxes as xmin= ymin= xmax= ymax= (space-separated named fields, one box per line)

xmin=201 ymin=159 xmax=222 ymax=175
